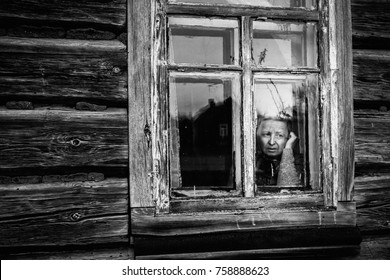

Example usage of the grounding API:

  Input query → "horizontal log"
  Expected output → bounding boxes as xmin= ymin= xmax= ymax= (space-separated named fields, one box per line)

xmin=351 ymin=0 xmax=390 ymax=49
xmin=0 ymin=0 xmax=126 ymax=27
xmin=0 ymin=178 xmax=128 ymax=247
xmin=131 ymin=208 xmax=356 ymax=237
xmin=7 ymin=25 xmax=66 ymax=39
xmin=354 ymin=175 xmax=390 ymax=233
xmin=354 ymin=111 xmax=390 ymax=174
xmin=1 ymin=245 xmax=134 ymax=260
xmin=66 ymin=28 xmax=116 ymax=40
xmin=167 ymin=3 xmax=319 ymax=20
xmin=0 ymin=37 xmax=127 ymax=105
xmin=0 ymin=109 xmax=128 ymax=170
xmin=353 ymin=50 xmax=390 ymax=105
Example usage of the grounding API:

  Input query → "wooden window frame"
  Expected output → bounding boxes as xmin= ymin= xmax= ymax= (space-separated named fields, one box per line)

xmin=129 ymin=0 xmax=355 ymax=240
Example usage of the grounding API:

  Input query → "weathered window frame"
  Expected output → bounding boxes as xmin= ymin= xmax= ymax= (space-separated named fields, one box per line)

xmin=129 ymin=0 xmax=355 ymax=244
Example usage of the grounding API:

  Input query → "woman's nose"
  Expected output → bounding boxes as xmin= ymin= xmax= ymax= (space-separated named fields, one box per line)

xmin=269 ymin=134 xmax=275 ymax=145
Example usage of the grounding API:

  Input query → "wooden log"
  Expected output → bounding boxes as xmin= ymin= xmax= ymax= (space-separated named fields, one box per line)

xmin=353 ymin=50 xmax=390 ymax=105
xmin=354 ymin=175 xmax=390 ymax=233
xmin=167 ymin=3 xmax=319 ymax=20
xmin=1 ymin=245 xmax=134 ymax=260
xmin=351 ymin=0 xmax=390 ymax=49
xmin=0 ymin=0 xmax=126 ymax=27
xmin=67 ymin=28 xmax=116 ymax=40
xmin=0 ymin=108 xmax=128 ymax=170
xmin=0 ymin=37 xmax=127 ymax=105
xmin=0 ymin=178 xmax=128 ymax=247
xmin=354 ymin=111 xmax=390 ymax=174
xmin=7 ymin=25 xmax=66 ymax=39
xmin=131 ymin=208 xmax=356 ymax=237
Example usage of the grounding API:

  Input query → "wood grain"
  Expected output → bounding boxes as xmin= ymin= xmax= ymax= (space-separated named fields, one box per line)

xmin=0 ymin=178 xmax=128 ymax=247
xmin=351 ymin=0 xmax=390 ymax=49
xmin=335 ymin=0 xmax=354 ymax=202
xmin=0 ymin=108 xmax=128 ymax=170
xmin=355 ymin=175 xmax=390 ymax=233
xmin=353 ymin=50 xmax=390 ymax=104
xmin=128 ymin=0 xmax=154 ymax=208
xmin=0 ymin=0 xmax=126 ymax=27
xmin=167 ymin=3 xmax=319 ymax=20
xmin=1 ymin=246 xmax=134 ymax=260
xmin=0 ymin=37 xmax=127 ymax=105
xmin=354 ymin=111 xmax=390 ymax=173
xmin=131 ymin=208 xmax=356 ymax=237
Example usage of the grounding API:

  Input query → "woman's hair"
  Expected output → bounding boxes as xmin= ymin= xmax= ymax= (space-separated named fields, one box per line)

xmin=257 ymin=116 xmax=293 ymax=134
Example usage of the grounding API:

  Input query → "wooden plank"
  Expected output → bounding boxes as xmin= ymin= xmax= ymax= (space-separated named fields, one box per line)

xmin=318 ymin=0 xmax=333 ymax=206
xmin=132 ymin=208 xmax=356 ymax=237
xmin=0 ymin=0 xmax=126 ymax=27
xmin=171 ymin=193 xmax=324 ymax=213
xmin=354 ymin=111 xmax=390 ymax=173
xmin=0 ymin=37 xmax=127 ymax=105
xmin=351 ymin=0 xmax=390 ymax=49
xmin=0 ymin=178 xmax=128 ymax=247
xmin=353 ymin=50 xmax=390 ymax=105
xmin=242 ymin=16 xmax=254 ymax=197
xmin=167 ymin=3 xmax=319 ymax=20
xmin=334 ymin=0 xmax=354 ymax=202
xmin=1 ymin=246 xmax=134 ymax=260
xmin=128 ymin=0 xmax=154 ymax=208
xmin=135 ymin=227 xmax=361 ymax=258
xmin=354 ymin=175 xmax=390 ymax=232
xmin=0 ymin=108 xmax=128 ymax=170
xmin=0 ymin=215 xmax=128 ymax=247
xmin=0 ymin=178 xmax=128 ymax=219
xmin=151 ymin=0 xmax=170 ymax=214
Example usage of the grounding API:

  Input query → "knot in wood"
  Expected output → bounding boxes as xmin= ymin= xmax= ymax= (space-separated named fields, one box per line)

xmin=70 ymin=138 xmax=81 ymax=147
xmin=70 ymin=212 xmax=82 ymax=221
xmin=113 ymin=66 xmax=121 ymax=74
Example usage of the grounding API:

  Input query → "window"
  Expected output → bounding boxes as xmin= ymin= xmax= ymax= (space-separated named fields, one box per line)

xmin=132 ymin=0 xmax=354 ymax=216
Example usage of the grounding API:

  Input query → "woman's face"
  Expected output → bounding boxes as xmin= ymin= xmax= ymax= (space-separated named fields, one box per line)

xmin=257 ymin=119 xmax=289 ymax=157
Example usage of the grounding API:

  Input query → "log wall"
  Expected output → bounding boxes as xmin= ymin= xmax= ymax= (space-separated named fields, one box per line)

xmin=0 ymin=0 xmax=389 ymax=259
xmin=0 ymin=0 xmax=129 ymax=259
xmin=352 ymin=0 xmax=390 ymax=237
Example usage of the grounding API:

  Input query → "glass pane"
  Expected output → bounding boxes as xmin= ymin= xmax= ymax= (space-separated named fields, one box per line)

xmin=168 ymin=17 xmax=239 ymax=65
xmin=169 ymin=0 xmax=316 ymax=9
xmin=170 ymin=73 xmax=241 ymax=189
xmin=253 ymin=21 xmax=317 ymax=68
xmin=254 ymin=75 xmax=317 ymax=188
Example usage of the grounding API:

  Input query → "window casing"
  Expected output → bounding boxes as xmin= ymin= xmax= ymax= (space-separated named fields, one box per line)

xmin=144 ymin=0 xmax=354 ymax=215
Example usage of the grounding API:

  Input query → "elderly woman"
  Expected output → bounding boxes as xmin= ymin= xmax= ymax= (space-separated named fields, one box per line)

xmin=255 ymin=117 xmax=301 ymax=186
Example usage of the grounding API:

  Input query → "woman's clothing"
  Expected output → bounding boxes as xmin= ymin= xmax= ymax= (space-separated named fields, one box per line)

xmin=255 ymin=148 xmax=301 ymax=186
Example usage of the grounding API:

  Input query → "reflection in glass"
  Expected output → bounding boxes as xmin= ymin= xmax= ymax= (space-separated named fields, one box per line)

xmin=169 ymin=0 xmax=316 ymax=9
xmin=168 ymin=17 xmax=239 ymax=65
xmin=170 ymin=73 xmax=240 ymax=189
xmin=253 ymin=21 xmax=317 ymax=68
xmin=254 ymin=75 xmax=309 ymax=187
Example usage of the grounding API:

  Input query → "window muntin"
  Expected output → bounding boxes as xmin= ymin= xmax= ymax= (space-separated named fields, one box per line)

xmin=252 ymin=21 xmax=317 ymax=68
xmin=169 ymin=72 xmax=242 ymax=192
xmin=169 ymin=0 xmax=316 ymax=9
xmin=168 ymin=17 xmax=239 ymax=65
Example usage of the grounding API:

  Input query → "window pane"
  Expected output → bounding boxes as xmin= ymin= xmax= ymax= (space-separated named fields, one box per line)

xmin=170 ymin=73 xmax=241 ymax=189
xmin=169 ymin=0 xmax=316 ymax=9
xmin=168 ymin=17 xmax=239 ymax=65
xmin=254 ymin=75 xmax=317 ymax=189
xmin=253 ymin=21 xmax=317 ymax=68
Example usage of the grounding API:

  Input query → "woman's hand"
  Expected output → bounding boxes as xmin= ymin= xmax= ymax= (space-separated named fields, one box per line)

xmin=285 ymin=132 xmax=297 ymax=150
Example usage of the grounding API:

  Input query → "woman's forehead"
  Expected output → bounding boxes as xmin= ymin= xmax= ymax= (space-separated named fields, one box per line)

xmin=259 ymin=119 xmax=288 ymax=132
